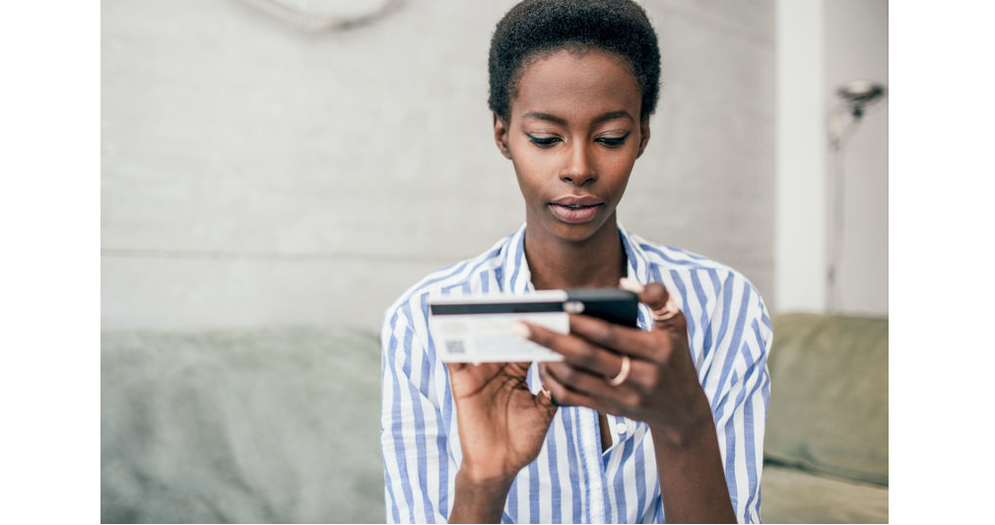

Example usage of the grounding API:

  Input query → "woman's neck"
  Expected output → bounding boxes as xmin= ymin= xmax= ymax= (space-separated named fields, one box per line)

xmin=523 ymin=216 xmax=627 ymax=291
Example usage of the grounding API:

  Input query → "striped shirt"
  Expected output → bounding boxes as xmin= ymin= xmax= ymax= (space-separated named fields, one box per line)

xmin=380 ymin=223 xmax=772 ymax=523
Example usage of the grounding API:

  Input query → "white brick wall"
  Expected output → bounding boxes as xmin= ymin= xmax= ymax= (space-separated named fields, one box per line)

xmin=102 ymin=0 xmax=777 ymax=330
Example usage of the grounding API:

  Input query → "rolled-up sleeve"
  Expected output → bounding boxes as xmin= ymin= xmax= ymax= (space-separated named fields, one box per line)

xmin=380 ymin=304 xmax=452 ymax=524
xmin=701 ymin=274 xmax=773 ymax=524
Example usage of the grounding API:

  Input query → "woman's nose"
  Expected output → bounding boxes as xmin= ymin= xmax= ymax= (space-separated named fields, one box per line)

xmin=559 ymin=143 xmax=597 ymax=186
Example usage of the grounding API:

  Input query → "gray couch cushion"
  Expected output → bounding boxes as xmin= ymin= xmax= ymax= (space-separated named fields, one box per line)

xmin=765 ymin=314 xmax=888 ymax=485
xmin=101 ymin=326 xmax=385 ymax=523
xmin=761 ymin=464 xmax=888 ymax=523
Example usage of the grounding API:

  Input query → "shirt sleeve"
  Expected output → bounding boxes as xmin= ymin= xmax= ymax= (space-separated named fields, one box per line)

xmin=703 ymin=274 xmax=773 ymax=524
xmin=380 ymin=304 xmax=453 ymax=524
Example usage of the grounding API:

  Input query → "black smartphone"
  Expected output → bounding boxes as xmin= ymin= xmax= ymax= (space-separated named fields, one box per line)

xmin=563 ymin=288 xmax=639 ymax=327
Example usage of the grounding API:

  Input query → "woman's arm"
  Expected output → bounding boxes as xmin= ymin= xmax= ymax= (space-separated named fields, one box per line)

xmin=632 ymin=282 xmax=737 ymax=523
xmin=649 ymin=389 xmax=736 ymax=523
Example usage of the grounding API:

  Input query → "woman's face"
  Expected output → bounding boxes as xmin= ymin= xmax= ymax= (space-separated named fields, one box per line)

xmin=495 ymin=49 xmax=649 ymax=244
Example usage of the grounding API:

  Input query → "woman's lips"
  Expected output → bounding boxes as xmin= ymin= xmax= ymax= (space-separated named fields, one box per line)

xmin=548 ymin=201 xmax=604 ymax=224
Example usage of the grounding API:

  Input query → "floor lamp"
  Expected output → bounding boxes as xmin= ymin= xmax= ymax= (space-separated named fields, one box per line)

xmin=826 ymin=80 xmax=886 ymax=312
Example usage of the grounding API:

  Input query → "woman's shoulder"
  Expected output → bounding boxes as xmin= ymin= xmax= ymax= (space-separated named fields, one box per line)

xmin=625 ymin=230 xmax=773 ymax=358
xmin=623 ymin=229 xmax=769 ymax=317
xmin=382 ymin=231 xmax=517 ymax=329
xmin=625 ymin=230 xmax=735 ymax=274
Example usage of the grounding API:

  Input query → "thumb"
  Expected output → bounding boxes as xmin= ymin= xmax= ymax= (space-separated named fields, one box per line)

xmin=619 ymin=278 xmax=686 ymax=332
xmin=535 ymin=367 xmax=560 ymax=415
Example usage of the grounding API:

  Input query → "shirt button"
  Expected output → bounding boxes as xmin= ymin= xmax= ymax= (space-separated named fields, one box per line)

xmin=615 ymin=422 xmax=627 ymax=434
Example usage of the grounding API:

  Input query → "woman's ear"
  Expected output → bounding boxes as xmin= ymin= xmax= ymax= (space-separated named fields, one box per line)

xmin=637 ymin=118 xmax=651 ymax=158
xmin=493 ymin=113 xmax=512 ymax=159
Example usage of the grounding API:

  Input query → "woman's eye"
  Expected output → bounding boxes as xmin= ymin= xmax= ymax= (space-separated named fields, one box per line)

xmin=525 ymin=133 xmax=561 ymax=147
xmin=597 ymin=133 xmax=630 ymax=148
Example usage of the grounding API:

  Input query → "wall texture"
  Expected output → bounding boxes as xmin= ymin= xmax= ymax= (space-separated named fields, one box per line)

xmin=102 ymin=0 xmax=776 ymax=331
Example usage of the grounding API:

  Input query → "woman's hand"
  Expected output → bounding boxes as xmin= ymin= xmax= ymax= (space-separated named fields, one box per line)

xmin=526 ymin=280 xmax=712 ymax=444
xmin=524 ymin=280 xmax=736 ymax=522
xmin=445 ymin=361 xmax=557 ymax=523
xmin=447 ymin=361 xmax=557 ymax=481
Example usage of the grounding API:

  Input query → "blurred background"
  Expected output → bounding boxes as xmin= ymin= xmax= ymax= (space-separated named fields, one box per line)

xmin=102 ymin=0 xmax=886 ymax=331
xmin=101 ymin=0 xmax=887 ymax=523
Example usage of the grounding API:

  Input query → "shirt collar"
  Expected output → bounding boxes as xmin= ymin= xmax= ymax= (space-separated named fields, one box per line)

xmin=499 ymin=222 xmax=653 ymax=294
xmin=618 ymin=222 xmax=656 ymax=331
xmin=499 ymin=224 xmax=533 ymax=294
xmin=618 ymin=221 xmax=653 ymax=286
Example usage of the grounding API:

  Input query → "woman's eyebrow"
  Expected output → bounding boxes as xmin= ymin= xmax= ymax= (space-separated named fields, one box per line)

xmin=522 ymin=111 xmax=567 ymax=125
xmin=521 ymin=110 xmax=634 ymax=125
xmin=592 ymin=110 xmax=634 ymax=124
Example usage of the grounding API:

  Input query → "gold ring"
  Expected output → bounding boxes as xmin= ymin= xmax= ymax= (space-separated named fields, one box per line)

xmin=607 ymin=355 xmax=631 ymax=386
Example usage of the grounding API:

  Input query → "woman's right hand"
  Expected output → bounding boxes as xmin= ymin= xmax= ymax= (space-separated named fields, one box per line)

xmin=445 ymin=361 xmax=557 ymax=522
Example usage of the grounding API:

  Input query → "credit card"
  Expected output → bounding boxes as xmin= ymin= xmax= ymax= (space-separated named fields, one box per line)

xmin=428 ymin=288 xmax=638 ymax=363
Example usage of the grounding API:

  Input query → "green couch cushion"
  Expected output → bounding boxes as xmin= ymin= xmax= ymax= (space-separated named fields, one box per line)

xmin=101 ymin=326 xmax=385 ymax=523
xmin=760 ymin=464 xmax=888 ymax=523
xmin=765 ymin=314 xmax=888 ymax=486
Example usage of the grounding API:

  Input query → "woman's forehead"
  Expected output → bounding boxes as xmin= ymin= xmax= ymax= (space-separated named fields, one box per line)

xmin=510 ymin=49 xmax=642 ymax=124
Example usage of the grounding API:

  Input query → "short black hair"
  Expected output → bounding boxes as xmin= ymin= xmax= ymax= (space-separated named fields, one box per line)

xmin=488 ymin=0 xmax=661 ymax=122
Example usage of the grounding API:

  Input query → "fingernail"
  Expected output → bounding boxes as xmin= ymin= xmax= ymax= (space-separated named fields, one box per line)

xmin=510 ymin=321 xmax=531 ymax=338
xmin=619 ymin=277 xmax=645 ymax=293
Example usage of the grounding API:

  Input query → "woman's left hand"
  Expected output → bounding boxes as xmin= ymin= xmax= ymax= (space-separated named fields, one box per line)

xmin=525 ymin=281 xmax=713 ymax=446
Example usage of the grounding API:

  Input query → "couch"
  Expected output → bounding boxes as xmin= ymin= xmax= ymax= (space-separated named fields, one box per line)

xmin=101 ymin=313 xmax=887 ymax=523
xmin=101 ymin=326 xmax=387 ymax=523
xmin=761 ymin=313 xmax=888 ymax=523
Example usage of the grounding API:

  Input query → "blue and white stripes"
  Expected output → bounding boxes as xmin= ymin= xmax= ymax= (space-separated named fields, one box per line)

xmin=380 ymin=224 xmax=772 ymax=523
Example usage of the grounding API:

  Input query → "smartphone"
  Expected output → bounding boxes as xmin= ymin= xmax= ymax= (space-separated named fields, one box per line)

xmin=428 ymin=288 xmax=638 ymax=362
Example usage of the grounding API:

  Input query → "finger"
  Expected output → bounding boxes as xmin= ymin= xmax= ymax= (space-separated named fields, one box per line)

xmin=619 ymin=278 xmax=687 ymax=333
xmin=533 ymin=379 xmax=559 ymax=414
xmin=520 ymin=321 xmax=618 ymax=376
xmin=540 ymin=362 xmax=643 ymax=414
xmin=538 ymin=362 xmax=600 ymax=409
xmin=566 ymin=314 xmax=666 ymax=364
xmin=545 ymin=359 xmax=637 ymax=404
xmin=538 ymin=345 xmax=660 ymax=400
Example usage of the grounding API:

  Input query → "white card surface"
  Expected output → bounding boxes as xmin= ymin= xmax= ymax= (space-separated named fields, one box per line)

xmin=428 ymin=291 xmax=568 ymax=363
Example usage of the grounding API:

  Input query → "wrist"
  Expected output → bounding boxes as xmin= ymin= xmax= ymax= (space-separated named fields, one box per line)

xmin=648 ymin=394 xmax=715 ymax=449
xmin=650 ymin=415 xmax=712 ymax=450
xmin=456 ymin=465 xmax=516 ymax=492
xmin=450 ymin=468 xmax=514 ymax=524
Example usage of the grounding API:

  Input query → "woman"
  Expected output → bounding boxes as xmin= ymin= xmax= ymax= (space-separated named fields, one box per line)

xmin=381 ymin=1 xmax=771 ymax=522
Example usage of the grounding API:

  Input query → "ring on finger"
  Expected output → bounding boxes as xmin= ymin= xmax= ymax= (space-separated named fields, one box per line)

xmin=652 ymin=294 xmax=682 ymax=322
xmin=607 ymin=355 xmax=631 ymax=386
xmin=539 ymin=384 xmax=552 ymax=399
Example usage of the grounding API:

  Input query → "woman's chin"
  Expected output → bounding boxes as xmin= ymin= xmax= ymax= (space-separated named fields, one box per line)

xmin=544 ymin=217 xmax=614 ymax=244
